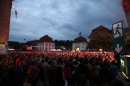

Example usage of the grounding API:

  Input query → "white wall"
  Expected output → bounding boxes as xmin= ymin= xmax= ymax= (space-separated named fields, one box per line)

xmin=72 ymin=42 xmax=87 ymax=51
xmin=37 ymin=42 xmax=55 ymax=51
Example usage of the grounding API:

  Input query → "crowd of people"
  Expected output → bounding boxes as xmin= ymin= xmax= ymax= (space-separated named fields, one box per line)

xmin=0 ymin=51 xmax=124 ymax=86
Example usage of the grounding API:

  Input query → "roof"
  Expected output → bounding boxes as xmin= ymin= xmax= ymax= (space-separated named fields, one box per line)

xmin=27 ymin=40 xmax=39 ymax=46
xmin=40 ymin=35 xmax=53 ymax=42
xmin=93 ymin=25 xmax=109 ymax=31
xmin=124 ymin=27 xmax=130 ymax=32
xmin=26 ymin=35 xmax=53 ymax=46
xmin=88 ymin=25 xmax=111 ymax=38
xmin=74 ymin=32 xmax=87 ymax=43
xmin=74 ymin=36 xmax=87 ymax=43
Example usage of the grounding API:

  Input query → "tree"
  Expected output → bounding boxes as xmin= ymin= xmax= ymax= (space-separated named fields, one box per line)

xmin=65 ymin=40 xmax=70 ymax=48
xmin=54 ymin=39 xmax=59 ymax=46
xmin=87 ymin=33 xmax=113 ymax=51
xmin=53 ymin=39 xmax=73 ymax=50
xmin=14 ymin=43 xmax=23 ymax=50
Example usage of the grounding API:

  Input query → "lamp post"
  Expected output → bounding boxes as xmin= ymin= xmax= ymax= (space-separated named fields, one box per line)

xmin=24 ymin=39 xmax=26 ymax=43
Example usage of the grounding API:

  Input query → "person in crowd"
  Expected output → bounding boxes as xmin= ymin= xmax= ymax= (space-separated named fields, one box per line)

xmin=20 ymin=59 xmax=28 ymax=82
xmin=16 ymin=57 xmax=21 ymax=66
xmin=0 ymin=63 xmax=8 ymax=86
xmin=39 ymin=58 xmax=44 ymax=81
xmin=94 ymin=62 xmax=100 ymax=85
xmin=99 ymin=62 xmax=111 ymax=83
xmin=63 ymin=62 xmax=72 ymax=86
xmin=16 ymin=62 xmax=24 ymax=86
xmin=55 ymin=66 xmax=66 ymax=86
xmin=7 ymin=61 xmax=17 ymax=86
xmin=75 ymin=58 xmax=87 ymax=86
xmin=28 ymin=61 xmax=40 ymax=86
xmin=88 ymin=62 xmax=95 ymax=86
xmin=47 ymin=60 xmax=58 ymax=86
xmin=72 ymin=60 xmax=79 ymax=86
xmin=109 ymin=79 xmax=125 ymax=86
xmin=110 ymin=60 xmax=118 ymax=80
xmin=41 ymin=57 xmax=50 ymax=86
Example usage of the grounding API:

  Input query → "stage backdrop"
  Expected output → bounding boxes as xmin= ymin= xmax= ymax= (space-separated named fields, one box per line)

xmin=0 ymin=0 xmax=12 ymax=54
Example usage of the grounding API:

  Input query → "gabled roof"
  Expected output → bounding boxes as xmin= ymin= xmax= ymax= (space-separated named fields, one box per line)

xmin=74 ymin=32 xmax=87 ymax=43
xmin=124 ymin=27 xmax=130 ymax=32
xmin=88 ymin=25 xmax=110 ymax=38
xmin=26 ymin=35 xmax=53 ymax=46
xmin=40 ymin=35 xmax=53 ymax=42
xmin=92 ymin=25 xmax=109 ymax=31
xmin=74 ymin=36 xmax=87 ymax=43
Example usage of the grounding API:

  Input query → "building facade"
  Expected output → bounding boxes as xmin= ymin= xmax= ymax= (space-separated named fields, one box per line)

xmin=37 ymin=42 xmax=55 ymax=51
xmin=72 ymin=32 xmax=88 ymax=51
xmin=0 ymin=0 xmax=12 ymax=48
xmin=27 ymin=35 xmax=55 ymax=51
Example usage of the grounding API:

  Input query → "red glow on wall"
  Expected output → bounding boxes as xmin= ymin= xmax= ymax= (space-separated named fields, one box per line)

xmin=26 ymin=45 xmax=32 ymax=50
xmin=122 ymin=0 xmax=130 ymax=10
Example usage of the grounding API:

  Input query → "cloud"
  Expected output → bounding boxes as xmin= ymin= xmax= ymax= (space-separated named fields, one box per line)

xmin=9 ymin=0 xmax=128 ymax=42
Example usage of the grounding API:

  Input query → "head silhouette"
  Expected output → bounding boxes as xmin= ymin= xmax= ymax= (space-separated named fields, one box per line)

xmin=109 ymin=79 xmax=125 ymax=86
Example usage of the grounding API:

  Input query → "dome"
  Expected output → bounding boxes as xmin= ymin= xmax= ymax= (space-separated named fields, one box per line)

xmin=40 ymin=35 xmax=53 ymax=42
xmin=74 ymin=32 xmax=87 ymax=43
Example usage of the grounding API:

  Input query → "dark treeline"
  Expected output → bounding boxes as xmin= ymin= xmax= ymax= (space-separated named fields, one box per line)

xmin=53 ymin=39 xmax=73 ymax=49
xmin=9 ymin=40 xmax=74 ymax=50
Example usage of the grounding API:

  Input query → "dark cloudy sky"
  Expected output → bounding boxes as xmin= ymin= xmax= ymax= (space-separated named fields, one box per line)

xmin=10 ymin=0 xmax=128 ymax=42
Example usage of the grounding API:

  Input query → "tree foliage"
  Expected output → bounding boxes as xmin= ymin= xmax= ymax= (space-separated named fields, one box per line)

xmin=88 ymin=31 xmax=130 ymax=51
xmin=87 ymin=33 xmax=113 ymax=51
xmin=125 ymin=31 xmax=130 ymax=51
xmin=53 ymin=40 xmax=73 ymax=49
xmin=125 ymin=31 xmax=130 ymax=45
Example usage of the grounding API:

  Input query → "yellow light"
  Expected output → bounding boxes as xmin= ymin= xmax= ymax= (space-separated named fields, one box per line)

xmin=0 ymin=44 xmax=5 ymax=47
xmin=99 ymin=48 xmax=103 ymax=52
xmin=76 ymin=47 xmax=80 ymax=51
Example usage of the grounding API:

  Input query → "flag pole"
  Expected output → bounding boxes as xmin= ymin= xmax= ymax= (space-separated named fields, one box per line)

xmin=11 ymin=8 xmax=17 ymax=19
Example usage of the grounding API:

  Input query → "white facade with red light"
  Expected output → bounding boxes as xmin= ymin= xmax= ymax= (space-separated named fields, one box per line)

xmin=36 ymin=42 xmax=55 ymax=51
